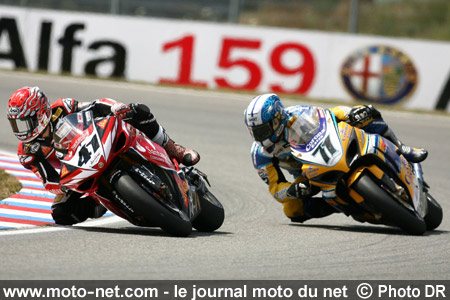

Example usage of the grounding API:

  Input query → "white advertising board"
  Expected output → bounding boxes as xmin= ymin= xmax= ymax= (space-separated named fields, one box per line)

xmin=1 ymin=5 xmax=449 ymax=111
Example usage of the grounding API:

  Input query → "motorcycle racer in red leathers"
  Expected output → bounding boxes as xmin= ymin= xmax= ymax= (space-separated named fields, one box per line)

xmin=7 ymin=86 xmax=200 ymax=225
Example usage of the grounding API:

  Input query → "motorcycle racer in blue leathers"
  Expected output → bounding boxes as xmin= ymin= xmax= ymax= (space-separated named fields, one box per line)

xmin=244 ymin=94 xmax=428 ymax=223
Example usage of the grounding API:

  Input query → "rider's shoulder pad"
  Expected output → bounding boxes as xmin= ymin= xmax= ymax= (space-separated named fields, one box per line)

xmin=52 ymin=98 xmax=77 ymax=114
xmin=251 ymin=142 xmax=273 ymax=169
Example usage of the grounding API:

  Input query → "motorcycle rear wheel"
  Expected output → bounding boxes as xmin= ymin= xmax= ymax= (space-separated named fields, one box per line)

xmin=353 ymin=174 xmax=426 ymax=235
xmin=114 ymin=173 xmax=192 ymax=237
xmin=192 ymin=190 xmax=224 ymax=232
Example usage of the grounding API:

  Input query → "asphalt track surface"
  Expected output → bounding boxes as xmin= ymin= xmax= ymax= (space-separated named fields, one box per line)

xmin=0 ymin=71 xmax=449 ymax=280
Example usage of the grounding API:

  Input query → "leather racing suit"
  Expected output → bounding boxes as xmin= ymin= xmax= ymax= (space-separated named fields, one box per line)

xmin=250 ymin=104 xmax=416 ymax=222
xmin=17 ymin=97 xmax=167 ymax=225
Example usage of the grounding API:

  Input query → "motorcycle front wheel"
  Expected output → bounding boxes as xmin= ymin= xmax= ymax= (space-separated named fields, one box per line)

xmin=192 ymin=189 xmax=225 ymax=232
xmin=114 ymin=173 xmax=192 ymax=237
xmin=353 ymin=174 xmax=426 ymax=235
xmin=424 ymin=193 xmax=443 ymax=231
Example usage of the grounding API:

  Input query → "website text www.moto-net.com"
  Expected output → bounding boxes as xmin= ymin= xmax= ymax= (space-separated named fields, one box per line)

xmin=0 ymin=282 xmax=448 ymax=300
xmin=2 ymin=285 xmax=157 ymax=299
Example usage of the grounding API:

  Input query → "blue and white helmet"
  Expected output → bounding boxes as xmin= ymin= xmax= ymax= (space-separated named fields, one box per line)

xmin=244 ymin=94 xmax=287 ymax=148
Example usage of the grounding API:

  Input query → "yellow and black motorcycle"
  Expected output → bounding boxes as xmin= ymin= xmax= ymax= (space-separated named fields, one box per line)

xmin=289 ymin=107 xmax=442 ymax=235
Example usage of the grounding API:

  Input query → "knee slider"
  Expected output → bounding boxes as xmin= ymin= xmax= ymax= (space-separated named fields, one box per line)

xmin=51 ymin=204 xmax=79 ymax=225
xmin=282 ymin=199 xmax=304 ymax=218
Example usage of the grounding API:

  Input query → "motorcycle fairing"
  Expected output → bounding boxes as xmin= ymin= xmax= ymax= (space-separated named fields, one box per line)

xmin=128 ymin=165 xmax=191 ymax=222
xmin=59 ymin=113 xmax=117 ymax=192
xmin=55 ymin=111 xmax=205 ymax=231
xmin=290 ymin=108 xmax=344 ymax=168
xmin=58 ymin=112 xmax=190 ymax=211
xmin=354 ymin=133 xmax=424 ymax=216
xmin=127 ymin=135 xmax=191 ymax=210
xmin=288 ymin=108 xmax=425 ymax=220
xmin=130 ymin=137 xmax=174 ymax=170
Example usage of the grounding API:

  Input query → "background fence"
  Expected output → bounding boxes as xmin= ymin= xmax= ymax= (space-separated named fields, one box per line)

xmin=1 ymin=0 xmax=449 ymax=41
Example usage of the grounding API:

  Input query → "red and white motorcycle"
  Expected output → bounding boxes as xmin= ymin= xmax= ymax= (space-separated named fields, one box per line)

xmin=53 ymin=110 xmax=224 ymax=236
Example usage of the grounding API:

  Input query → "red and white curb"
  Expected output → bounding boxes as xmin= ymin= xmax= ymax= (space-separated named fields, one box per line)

xmin=0 ymin=153 xmax=55 ymax=230
xmin=0 ymin=152 xmax=116 ymax=232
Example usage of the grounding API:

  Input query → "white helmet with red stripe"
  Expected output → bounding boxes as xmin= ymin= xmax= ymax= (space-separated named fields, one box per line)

xmin=7 ymin=86 xmax=51 ymax=143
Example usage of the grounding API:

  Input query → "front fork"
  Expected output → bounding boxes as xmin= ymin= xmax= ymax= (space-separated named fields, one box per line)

xmin=180 ymin=167 xmax=211 ymax=221
xmin=413 ymin=163 xmax=428 ymax=218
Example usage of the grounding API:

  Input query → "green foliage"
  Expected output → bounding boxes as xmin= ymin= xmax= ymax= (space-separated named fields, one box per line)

xmin=240 ymin=0 xmax=450 ymax=41
xmin=0 ymin=169 xmax=22 ymax=200
xmin=2 ymin=0 xmax=448 ymax=40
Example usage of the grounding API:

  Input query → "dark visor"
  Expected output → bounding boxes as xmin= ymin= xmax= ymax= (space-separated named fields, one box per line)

xmin=251 ymin=122 xmax=274 ymax=142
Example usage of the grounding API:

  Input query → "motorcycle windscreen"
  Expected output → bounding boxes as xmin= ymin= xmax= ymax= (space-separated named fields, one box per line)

xmin=288 ymin=107 xmax=323 ymax=148
xmin=54 ymin=111 xmax=94 ymax=154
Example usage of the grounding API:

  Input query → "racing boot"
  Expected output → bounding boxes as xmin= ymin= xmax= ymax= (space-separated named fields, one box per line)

xmin=382 ymin=127 xmax=428 ymax=163
xmin=164 ymin=139 xmax=200 ymax=166
xmin=287 ymin=197 xmax=336 ymax=223
xmin=52 ymin=193 xmax=107 ymax=225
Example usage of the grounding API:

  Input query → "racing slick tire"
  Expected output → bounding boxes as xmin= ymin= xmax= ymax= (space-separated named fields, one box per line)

xmin=115 ymin=173 xmax=192 ymax=237
xmin=424 ymin=193 xmax=443 ymax=231
xmin=192 ymin=190 xmax=225 ymax=232
xmin=353 ymin=174 xmax=426 ymax=235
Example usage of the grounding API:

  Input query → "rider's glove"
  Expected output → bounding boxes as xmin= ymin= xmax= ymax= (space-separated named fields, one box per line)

xmin=130 ymin=103 xmax=152 ymax=120
xmin=287 ymin=181 xmax=311 ymax=199
xmin=111 ymin=102 xmax=135 ymax=119
xmin=347 ymin=105 xmax=373 ymax=126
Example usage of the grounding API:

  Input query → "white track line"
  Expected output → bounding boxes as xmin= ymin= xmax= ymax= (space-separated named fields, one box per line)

xmin=0 ymin=215 xmax=123 ymax=236
xmin=1 ymin=149 xmax=123 ymax=235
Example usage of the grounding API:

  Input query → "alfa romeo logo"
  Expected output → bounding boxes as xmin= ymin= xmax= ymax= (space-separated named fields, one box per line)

xmin=341 ymin=45 xmax=418 ymax=105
